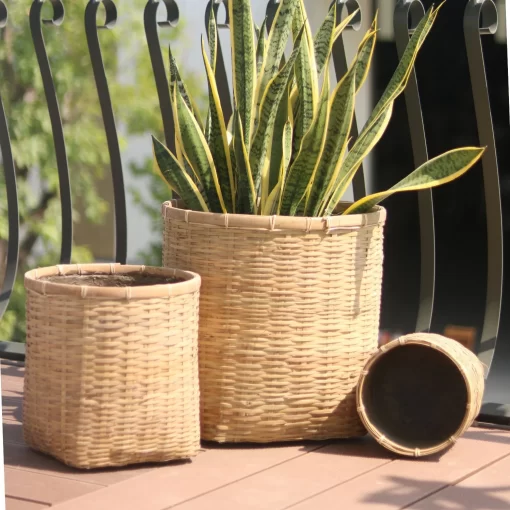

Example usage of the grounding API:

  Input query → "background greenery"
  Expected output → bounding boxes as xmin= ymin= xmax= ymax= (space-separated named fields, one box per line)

xmin=0 ymin=1 xmax=199 ymax=341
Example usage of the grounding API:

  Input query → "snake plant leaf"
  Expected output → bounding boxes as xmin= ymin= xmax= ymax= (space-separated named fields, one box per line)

xmin=234 ymin=111 xmax=257 ymax=213
xmin=208 ymin=6 xmax=218 ymax=70
xmin=253 ymin=0 xmax=298 ymax=131
xmin=276 ymin=120 xmax=294 ymax=215
xmin=201 ymin=38 xmax=235 ymax=212
xmin=344 ymin=147 xmax=485 ymax=215
xmin=354 ymin=24 xmax=377 ymax=92
xmin=169 ymin=47 xmax=204 ymax=132
xmin=152 ymin=136 xmax=209 ymax=212
xmin=176 ymin=91 xmax=227 ymax=213
xmin=322 ymin=4 xmax=440 ymax=216
xmin=305 ymin=67 xmax=356 ymax=217
xmin=291 ymin=0 xmax=319 ymax=153
xmin=256 ymin=17 xmax=267 ymax=75
xmin=229 ymin=0 xmax=256 ymax=148
xmin=324 ymin=103 xmax=394 ymax=216
xmin=280 ymin=64 xmax=330 ymax=216
xmin=250 ymin=27 xmax=304 ymax=199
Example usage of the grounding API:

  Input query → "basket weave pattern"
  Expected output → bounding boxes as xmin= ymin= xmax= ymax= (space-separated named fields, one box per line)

xmin=163 ymin=202 xmax=386 ymax=442
xmin=23 ymin=264 xmax=201 ymax=469
xmin=357 ymin=332 xmax=485 ymax=457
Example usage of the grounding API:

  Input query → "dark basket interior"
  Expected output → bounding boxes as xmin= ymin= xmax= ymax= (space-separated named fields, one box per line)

xmin=362 ymin=344 xmax=468 ymax=450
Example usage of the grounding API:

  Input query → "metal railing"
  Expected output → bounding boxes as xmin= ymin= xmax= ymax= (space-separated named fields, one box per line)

xmin=0 ymin=0 xmax=508 ymax=424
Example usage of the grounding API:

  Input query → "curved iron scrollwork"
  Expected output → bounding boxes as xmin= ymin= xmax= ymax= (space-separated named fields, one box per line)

xmin=330 ymin=0 xmax=365 ymax=200
xmin=85 ymin=0 xmax=127 ymax=264
xmin=30 ymin=0 xmax=72 ymax=264
xmin=144 ymin=0 xmax=179 ymax=151
xmin=394 ymin=0 xmax=435 ymax=334
xmin=464 ymin=0 xmax=502 ymax=370
xmin=205 ymin=0 xmax=233 ymax=123
xmin=0 ymin=2 xmax=19 ymax=320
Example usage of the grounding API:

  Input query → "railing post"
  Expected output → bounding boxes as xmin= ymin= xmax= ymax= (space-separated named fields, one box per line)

xmin=30 ymin=0 xmax=72 ymax=265
xmin=394 ymin=0 xmax=435 ymax=334
xmin=144 ymin=0 xmax=179 ymax=151
xmin=85 ymin=0 xmax=127 ymax=264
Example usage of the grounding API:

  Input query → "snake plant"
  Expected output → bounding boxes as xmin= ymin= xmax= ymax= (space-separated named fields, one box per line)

xmin=152 ymin=0 xmax=484 ymax=216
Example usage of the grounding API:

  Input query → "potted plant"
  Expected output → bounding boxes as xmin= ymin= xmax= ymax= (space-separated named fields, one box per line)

xmin=23 ymin=264 xmax=201 ymax=468
xmin=153 ymin=0 xmax=483 ymax=443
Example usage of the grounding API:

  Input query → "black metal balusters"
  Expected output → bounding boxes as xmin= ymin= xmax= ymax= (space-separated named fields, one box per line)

xmin=394 ymin=0 xmax=435 ymax=334
xmin=0 ymin=2 xmax=19 ymax=321
xmin=205 ymin=0 xmax=233 ymax=123
xmin=30 ymin=0 xmax=72 ymax=264
xmin=85 ymin=0 xmax=127 ymax=264
xmin=331 ymin=0 xmax=365 ymax=201
xmin=464 ymin=0 xmax=502 ymax=372
xmin=144 ymin=0 xmax=179 ymax=151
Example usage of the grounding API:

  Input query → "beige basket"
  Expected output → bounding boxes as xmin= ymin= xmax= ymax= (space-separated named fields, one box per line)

xmin=23 ymin=263 xmax=201 ymax=469
xmin=357 ymin=332 xmax=485 ymax=457
xmin=162 ymin=201 xmax=386 ymax=442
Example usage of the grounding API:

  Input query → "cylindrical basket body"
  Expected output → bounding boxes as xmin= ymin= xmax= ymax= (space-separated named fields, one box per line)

xmin=23 ymin=264 xmax=201 ymax=469
xmin=162 ymin=201 xmax=386 ymax=442
xmin=357 ymin=332 xmax=485 ymax=457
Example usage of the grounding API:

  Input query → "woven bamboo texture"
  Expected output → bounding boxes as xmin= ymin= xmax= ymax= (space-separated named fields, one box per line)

xmin=23 ymin=264 xmax=201 ymax=469
xmin=162 ymin=201 xmax=387 ymax=443
xmin=357 ymin=332 xmax=485 ymax=457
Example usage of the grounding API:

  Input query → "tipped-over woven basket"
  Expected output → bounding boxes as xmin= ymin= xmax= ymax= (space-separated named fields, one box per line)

xmin=357 ymin=332 xmax=485 ymax=457
xmin=23 ymin=263 xmax=201 ymax=469
xmin=162 ymin=200 xmax=386 ymax=442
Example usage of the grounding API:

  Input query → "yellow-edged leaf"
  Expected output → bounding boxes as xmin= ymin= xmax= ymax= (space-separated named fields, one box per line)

xmin=234 ymin=111 xmax=257 ymax=213
xmin=344 ymin=147 xmax=485 ymax=214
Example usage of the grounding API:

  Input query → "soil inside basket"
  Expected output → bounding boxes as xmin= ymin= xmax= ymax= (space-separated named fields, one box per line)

xmin=40 ymin=273 xmax=184 ymax=287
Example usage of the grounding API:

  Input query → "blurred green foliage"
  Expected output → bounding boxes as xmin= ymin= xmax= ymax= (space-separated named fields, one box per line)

xmin=0 ymin=1 xmax=201 ymax=341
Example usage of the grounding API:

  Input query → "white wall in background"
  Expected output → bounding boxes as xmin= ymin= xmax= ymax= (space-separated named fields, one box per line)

xmin=122 ymin=0 xmax=373 ymax=263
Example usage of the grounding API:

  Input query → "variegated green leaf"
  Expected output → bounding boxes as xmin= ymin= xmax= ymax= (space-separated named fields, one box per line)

xmin=344 ymin=147 xmax=485 ymax=215
xmin=313 ymin=3 xmax=336 ymax=75
xmin=205 ymin=7 xmax=218 ymax=143
xmin=277 ymin=120 xmax=293 ymax=215
xmin=354 ymin=25 xmax=377 ymax=92
xmin=291 ymin=0 xmax=319 ymax=153
xmin=253 ymin=0 xmax=298 ymax=131
xmin=305 ymin=69 xmax=356 ymax=217
xmin=229 ymin=0 xmax=256 ymax=147
xmin=322 ymin=5 xmax=441 ymax=216
xmin=152 ymin=136 xmax=209 ymax=212
xmin=280 ymin=64 xmax=330 ymax=216
xmin=256 ymin=17 xmax=267 ymax=75
xmin=176 ymin=91 xmax=226 ymax=213
xmin=250 ymin=28 xmax=304 ymax=198
xmin=324 ymin=102 xmax=394 ymax=216
xmin=234 ymin=111 xmax=257 ymax=213
xmin=201 ymin=38 xmax=235 ymax=212
xmin=169 ymin=47 xmax=204 ymax=132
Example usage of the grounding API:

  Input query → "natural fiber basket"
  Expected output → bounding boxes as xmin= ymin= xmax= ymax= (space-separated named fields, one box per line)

xmin=357 ymin=332 xmax=485 ymax=457
xmin=162 ymin=200 xmax=386 ymax=442
xmin=23 ymin=263 xmax=201 ymax=469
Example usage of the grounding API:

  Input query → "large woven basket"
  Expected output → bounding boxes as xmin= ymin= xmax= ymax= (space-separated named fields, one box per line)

xmin=23 ymin=263 xmax=201 ymax=469
xmin=162 ymin=200 xmax=386 ymax=442
xmin=357 ymin=333 xmax=485 ymax=457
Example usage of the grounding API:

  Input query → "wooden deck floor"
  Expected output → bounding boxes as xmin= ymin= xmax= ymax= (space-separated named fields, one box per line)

xmin=3 ymin=360 xmax=510 ymax=510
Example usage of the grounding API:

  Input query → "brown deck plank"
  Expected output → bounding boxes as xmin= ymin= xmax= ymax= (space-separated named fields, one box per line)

xmin=4 ymin=441 xmax=177 ymax=486
xmin=3 ymin=421 xmax=25 ymax=445
xmin=6 ymin=497 xmax=49 ymax=510
xmin=410 ymin=452 xmax=510 ymax=509
xmin=49 ymin=442 xmax=326 ymax=510
xmin=5 ymin=467 xmax=103 ymax=506
xmin=287 ymin=427 xmax=510 ymax=510
xmin=172 ymin=438 xmax=394 ymax=510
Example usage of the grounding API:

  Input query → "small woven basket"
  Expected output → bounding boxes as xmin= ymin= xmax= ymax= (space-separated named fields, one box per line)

xmin=357 ymin=332 xmax=485 ymax=457
xmin=162 ymin=200 xmax=386 ymax=442
xmin=23 ymin=263 xmax=201 ymax=469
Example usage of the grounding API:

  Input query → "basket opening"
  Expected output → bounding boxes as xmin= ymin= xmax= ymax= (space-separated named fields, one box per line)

xmin=40 ymin=273 xmax=184 ymax=288
xmin=362 ymin=344 xmax=468 ymax=450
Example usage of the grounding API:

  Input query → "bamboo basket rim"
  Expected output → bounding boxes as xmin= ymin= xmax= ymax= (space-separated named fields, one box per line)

xmin=356 ymin=334 xmax=476 ymax=457
xmin=162 ymin=200 xmax=386 ymax=233
xmin=25 ymin=263 xmax=201 ymax=300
